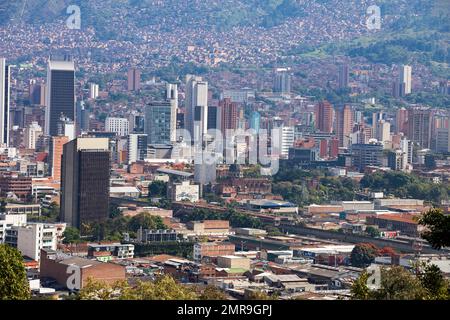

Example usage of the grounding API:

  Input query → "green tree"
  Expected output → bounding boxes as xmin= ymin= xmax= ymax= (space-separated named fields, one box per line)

xmin=350 ymin=243 xmax=379 ymax=267
xmin=148 ymin=181 xmax=168 ymax=198
xmin=418 ymin=208 xmax=450 ymax=250
xmin=128 ymin=213 xmax=166 ymax=232
xmin=199 ymin=285 xmax=228 ymax=300
xmin=373 ymin=266 xmax=426 ymax=300
xmin=365 ymin=226 xmax=380 ymax=238
xmin=416 ymin=263 xmax=450 ymax=300
xmin=0 ymin=244 xmax=30 ymax=300
xmin=63 ymin=227 xmax=81 ymax=244
xmin=350 ymin=271 xmax=370 ymax=300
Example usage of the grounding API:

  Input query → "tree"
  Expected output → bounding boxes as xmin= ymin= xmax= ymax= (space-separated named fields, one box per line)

xmin=78 ymin=276 xmax=198 ymax=300
xmin=63 ymin=227 xmax=81 ymax=244
xmin=350 ymin=271 xmax=370 ymax=300
xmin=148 ymin=181 xmax=168 ymax=198
xmin=373 ymin=266 xmax=426 ymax=300
xmin=350 ymin=243 xmax=379 ymax=267
xmin=0 ymin=244 xmax=30 ymax=300
xmin=416 ymin=263 xmax=450 ymax=300
xmin=128 ymin=213 xmax=166 ymax=232
xmin=365 ymin=226 xmax=380 ymax=238
xmin=199 ymin=285 xmax=228 ymax=300
xmin=418 ymin=208 xmax=450 ymax=250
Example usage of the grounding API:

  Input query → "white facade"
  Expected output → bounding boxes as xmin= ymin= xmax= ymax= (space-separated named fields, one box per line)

xmin=106 ymin=117 xmax=129 ymax=136
xmin=24 ymin=122 xmax=43 ymax=149
xmin=89 ymin=83 xmax=99 ymax=100
xmin=376 ymin=120 xmax=391 ymax=147
xmin=280 ymin=126 xmax=295 ymax=158
xmin=17 ymin=223 xmax=58 ymax=261
xmin=185 ymin=75 xmax=208 ymax=138
xmin=400 ymin=65 xmax=412 ymax=95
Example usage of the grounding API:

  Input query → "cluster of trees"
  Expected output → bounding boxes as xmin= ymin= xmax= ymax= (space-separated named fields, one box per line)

xmin=350 ymin=243 xmax=398 ymax=268
xmin=273 ymin=167 xmax=357 ymax=206
xmin=360 ymin=171 xmax=450 ymax=204
xmin=180 ymin=208 xmax=263 ymax=229
xmin=64 ymin=213 xmax=167 ymax=243
xmin=133 ymin=242 xmax=193 ymax=259
xmin=352 ymin=264 xmax=450 ymax=300
xmin=0 ymin=245 xmax=30 ymax=300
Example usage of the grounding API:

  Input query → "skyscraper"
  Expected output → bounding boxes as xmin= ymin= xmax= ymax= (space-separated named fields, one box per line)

xmin=315 ymin=101 xmax=334 ymax=133
xmin=250 ymin=111 xmax=261 ymax=134
xmin=45 ymin=60 xmax=75 ymax=137
xmin=185 ymin=75 xmax=208 ymax=138
xmin=273 ymin=68 xmax=291 ymax=94
xmin=220 ymin=98 xmax=238 ymax=132
xmin=396 ymin=107 xmax=408 ymax=134
xmin=48 ymin=135 xmax=69 ymax=181
xmin=407 ymin=107 xmax=432 ymax=149
xmin=335 ymin=105 xmax=354 ymax=148
xmin=338 ymin=64 xmax=349 ymax=89
xmin=0 ymin=58 xmax=10 ymax=146
xmin=60 ymin=138 xmax=110 ymax=230
xmin=127 ymin=68 xmax=141 ymax=91
xmin=105 ymin=117 xmax=130 ymax=137
xmin=399 ymin=65 xmax=412 ymax=96
xmin=127 ymin=134 xmax=148 ymax=164
xmin=145 ymin=101 xmax=176 ymax=144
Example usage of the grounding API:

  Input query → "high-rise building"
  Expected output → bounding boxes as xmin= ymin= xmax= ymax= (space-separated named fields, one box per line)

xmin=127 ymin=68 xmax=141 ymax=91
xmin=89 ymin=83 xmax=99 ymax=100
xmin=0 ymin=58 xmax=10 ymax=146
xmin=396 ymin=107 xmax=408 ymax=134
xmin=280 ymin=126 xmax=295 ymax=158
xmin=29 ymin=81 xmax=46 ymax=106
xmin=45 ymin=60 xmax=75 ymax=137
xmin=24 ymin=122 xmax=43 ymax=149
xmin=48 ymin=135 xmax=69 ymax=181
xmin=338 ymin=64 xmax=349 ymax=89
xmin=145 ymin=101 xmax=176 ymax=144
xmin=376 ymin=120 xmax=391 ymax=146
xmin=273 ymin=68 xmax=291 ymax=94
xmin=399 ymin=65 xmax=412 ymax=96
xmin=207 ymin=105 xmax=221 ymax=130
xmin=335 ymin=105 xmax=354 ymax=148
xmin=127 ymin=134 xmax=148 ymax=164
xmin=220 ymin=98 xmax=238 ymax=132
xmin=105 ymin=117 xmax=129 ymax=137
xmin=250 ymin=111 xmax=261 ymax=134
xmin=57 ymin=116 xmax=75 ymax=141
xmin=407 ymin=107 xmax=432 ymax=149
xmin=185 ymin=75 xmax=208 ymax=138
xmin=60 ymin=138 xmax=110 ymax=230
xmin=351 ymin=141 xmax=384 ymax=172
xmin=315 ymin=101 xmax=334 ymax=133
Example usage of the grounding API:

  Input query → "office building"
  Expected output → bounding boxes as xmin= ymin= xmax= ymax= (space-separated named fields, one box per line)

xmin=336 ymin=105 xmax=354 ymax=148
xmin=280 ymin=126 xmax=295 ymax=158
xmin=89 ymin=83 xmax=99 ymax=100
xmin=105 ymin=117 xmax=129 ymax=137
xmin=48 ymin=136 xmax=69 ymax=181
xmin=60 ymin=138 xmax=110 ymax=230
xmin=145 ymin=101 xmax=176 ymax=144
xmin=127 ymin=67 xmax=141 ymax=91
xmin=17 ymin=223 xmax=58 ymax=261
xmin=185 ymin=75 xmax=208 ymax=138
xmin=273 ymin=68 xmax=291 ymax=94
xmin=338 ymin=64 xmax=349 ymax=89
xmin=29 ymin=81 xmax=46 ymax=106
xmin=127 ymin=134 xmax=148 ymax=164
xmin=45 ymin=60 xmax=75 ymax=136
xmin=24 ymin=122 xmax=43 ymax=149
xmin=220 ymin=98 xmax=238 ymax=132
xmin=399 ymin=65 xmax=412 ymax=96
xmin=350 ymin=141 xmax=384 ymax=172
xmin=396 ymin=107 xmax=408 ymax=134
xmin=315 ymin=101 xmax=334 ymax=133
xmin=407 ymin=107 xmax=432 ymax=149
xmin=250 ymin=111 xmax=261 ymax=134
xmin=0 ymin=58 xmax=10 ymax=146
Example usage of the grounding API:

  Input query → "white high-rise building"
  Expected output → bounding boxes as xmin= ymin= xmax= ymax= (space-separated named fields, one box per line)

xmin=185 ymin=75 xmax=208 ymax=139
xmin=376 ymin=120 xmax=391 ymax=146
xmin=127 ymin=134 xmax=148 ymax=164
xmin=89 ymin=83 xmax=99 ymax=100
xmin=0 ymin=58 xmax=10 ymax=146
xmin=17 ymin=223 xmax=58 ymax=261
xmin=24 ymin=122 xmax=43 ymax=149
xmin=280 ymin=126 xmax=295 ymax=158
xmin=399 ymin=65 xmax=412 ymax=95
xmin=106 ymin=117 xmax=130 ymax=136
